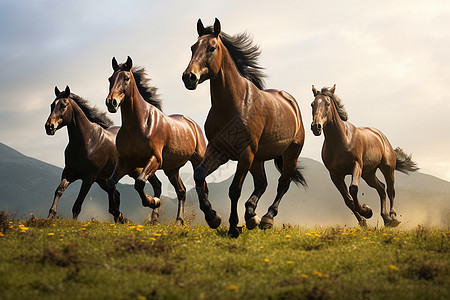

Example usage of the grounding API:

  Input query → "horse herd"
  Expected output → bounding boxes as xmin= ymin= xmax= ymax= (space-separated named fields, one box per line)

xmin=44 ymin=18 xmax=417 ymax=237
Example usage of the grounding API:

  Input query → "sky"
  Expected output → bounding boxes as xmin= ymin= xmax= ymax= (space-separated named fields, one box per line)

xmin=1 ymin=0 xmax=449 ymax=186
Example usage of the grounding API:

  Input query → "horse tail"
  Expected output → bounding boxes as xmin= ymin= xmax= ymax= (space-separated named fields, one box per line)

xmin=394 ymin=147 xmax=419 ymax=174
xmin=274 ymin=156 xmax=307 ymax=187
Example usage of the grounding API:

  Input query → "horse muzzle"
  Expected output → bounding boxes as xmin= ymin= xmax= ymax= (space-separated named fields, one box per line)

xmin=182 ymin=72 xmax=199 ymax=90
xmin=311 ymin=123 xmax=323 ymax=136
xmin=106 ymin=97 xmax=120 ymax=113
xmin=45 ymin=122 xmax=57 ymax=135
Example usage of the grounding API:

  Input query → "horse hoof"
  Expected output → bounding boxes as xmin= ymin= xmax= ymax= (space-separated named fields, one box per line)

xmin=385 ymin=218 xmax=401 ymax=227
xmin=206 ymin=212 xmax=222 ymax=229
xmin=358 ymin=218 xmax=368 ymax=228
xmin=176 ymin=218 xmax=184 ymax=226
xmin=361 ymin=204 xmax=373 ymax=219
xmin=148 ymin=197 xmax=161 ymax=209
xmin=246 ymin=215 xmax=260 ymax=230
xmin=389 ymin=210 xmax=397 ymax=219
xmin=259 ymin=216 xmax=274 ymax=230
xmin=114 ymin=213 xmax=126 ymax=224
xmin=228 ymin=226 xmax=241 ymax=238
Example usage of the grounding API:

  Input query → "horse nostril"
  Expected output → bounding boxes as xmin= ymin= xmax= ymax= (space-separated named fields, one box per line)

xmin=112 ymin=99 xmax=117 ymax=107
xmin=49 ymin=123 xmax=54 ymax=130
xmin=189 ymin=73 xmax=197 ymax=83
xmin=317 ymin=124 xmax=322 ymax=130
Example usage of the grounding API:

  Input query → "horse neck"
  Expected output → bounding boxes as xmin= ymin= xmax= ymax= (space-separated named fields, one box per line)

xmin=210 ymin=48 xmax=249 ymax=111
xmin=323 ymin=102 xmax=348 ymax=144
xmin=66 ymin=100 xmax=97 ymax=147
xmin=120 ymin=80 xmax=155 ymax=131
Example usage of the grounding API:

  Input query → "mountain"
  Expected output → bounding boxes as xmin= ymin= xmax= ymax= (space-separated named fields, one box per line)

xmin=0 ymin=142 xmax=449 ymax=228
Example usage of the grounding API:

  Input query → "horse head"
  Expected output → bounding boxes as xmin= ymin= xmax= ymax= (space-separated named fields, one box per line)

xmin=310 ymin=84 xmax=336 ymax=136
xmin=45 ymin=85 xmax=73 ymax=135
xmin=182 ymin=18 xmax=223 ymax=90
xmin=106 ymin=56 xmax=133 ymax=113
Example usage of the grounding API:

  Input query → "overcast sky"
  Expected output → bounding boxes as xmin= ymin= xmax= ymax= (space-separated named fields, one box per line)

xmin=1 ymin=0 xmax=449 ymax=184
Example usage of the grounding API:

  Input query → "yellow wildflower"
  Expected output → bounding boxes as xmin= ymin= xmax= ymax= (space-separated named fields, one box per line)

xmin=137 ymin=296 xmax=147 ymax=300
xmin=301 ymin=274 xmax=308 ymax=278
xmin=313 ymin=271 xmax=323 ymax=277
xmin=227 ymin=285 xmax=238 ymax=291
xmin=389 ymin=265 xmax=399 ymax=271
xmin=153 ymin=233 xmax=161 ymax=237
xmin=48 ymin=233 xmax=55 ymax=236
xmin=264 ymin=258 xmax=269 ymax=262
xmin=285 ymin=234 xmax=291 ymax=238
xmin=286 ymin=261 xmax=293 ymax=264
xmin=0 ymin=232 xmax=4 ymax=237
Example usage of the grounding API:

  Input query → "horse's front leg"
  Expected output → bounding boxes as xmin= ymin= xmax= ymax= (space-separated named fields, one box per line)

xmin=331 ymin=173 xmax=367 ymax=227
xmin=228 ymin=148 xmax=254 ymax=238
xmin=134 ymin=155 xmax=161 ymax=209
xmin=194 ymin=143 xmax=229 ymax=229
xmin=148 ymin=175 xmax=162 ymax=225
xmin=48 ymin=169 xmax=73 ymax=218
xmin=72 ymin=177 xmax=95 ymax=220
xmin=244 ymin=161 xmax=267 ymax=230
xmin=350 ymin=162 xmax=373 ymax=219
xmin=106 ymin=160 xmax=129 ymax=223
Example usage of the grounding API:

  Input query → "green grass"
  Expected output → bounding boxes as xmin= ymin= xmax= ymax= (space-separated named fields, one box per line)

xmin=0 ymin=212 xmax=449 ymax=300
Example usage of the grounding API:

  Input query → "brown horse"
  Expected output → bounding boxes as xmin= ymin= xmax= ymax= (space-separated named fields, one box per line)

xmin=105 ymin=57 xmax=210 ymax=225
xmin=182 ymin=19 xmax=306 ymax=237
xmin=311 ymin=85 xmax=418 ymax=227
xmin=45 ymin=86 xmax=162 ymax=222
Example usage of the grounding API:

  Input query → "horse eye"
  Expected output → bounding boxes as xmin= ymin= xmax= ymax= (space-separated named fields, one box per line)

xmin=326 ymin=101 xmax=330 ymax=107
xmin=125 ymin=77 xmax=130 ymax=82
xmin=209 ymin=46 xmax=216 ymax=53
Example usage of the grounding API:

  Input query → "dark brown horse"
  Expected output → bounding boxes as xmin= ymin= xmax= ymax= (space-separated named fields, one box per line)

xmin=182 ymin=19 xmax=306 ymax=237
xmin=45 ymin=86 xmax=162 ymax=222
xmin=105 ymin=57 xmax=210 ymax=225
xmin=311 ymin=85 xmax=418 ymax=227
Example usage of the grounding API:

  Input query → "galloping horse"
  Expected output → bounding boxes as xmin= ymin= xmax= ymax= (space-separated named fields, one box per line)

xmin=311 ymin=85 xmax=418 ymax=227
xmin=45 ymin=86 xmax=162 ymax=222
xmin=105 ymin=57 xmax=209 ymax=225
xmin=183 ymin=19 xmax=306 ymax=237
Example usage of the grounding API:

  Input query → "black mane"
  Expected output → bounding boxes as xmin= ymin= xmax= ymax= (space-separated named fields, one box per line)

xmin=319 ymin=87 xmax=348 ymax=121
xmin=202 ymin=27 xmax=266 ymax=90
xmin=68 ymin=94 xmax=113 ymax=128
xmin=118 ymin=63 xmax=162 ymax=111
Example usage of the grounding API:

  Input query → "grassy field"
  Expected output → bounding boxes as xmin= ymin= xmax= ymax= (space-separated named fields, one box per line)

xmin=0 ymin=211 xmax=449 ymax=300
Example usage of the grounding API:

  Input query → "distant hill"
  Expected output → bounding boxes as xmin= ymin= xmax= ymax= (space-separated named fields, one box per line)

xmin=1 ymin=142 xmax=449 ymax=228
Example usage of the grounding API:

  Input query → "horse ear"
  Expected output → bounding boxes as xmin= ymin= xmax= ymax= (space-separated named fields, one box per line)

xmin=213 ymin=18 xmax=221 ymax=37
xmin=197 ymin=19 xmax=205 ymax=36
xmin=112 ymin=57 xmax=119 ymax=71
xmin=312 ymin=85 xmax=319 ymax=97
xmin=55 ymin=86 xmax=61 ymax=97
xmin=125 ymin=56 xmax=133 ymax=71
xmin=64 ymin=85 xmax=70 ymax=96
xmin=330 ymin=84 xmax=336 ymax=94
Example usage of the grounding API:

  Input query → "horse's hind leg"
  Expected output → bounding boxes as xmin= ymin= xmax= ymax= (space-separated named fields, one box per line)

xmin=350 ymin=162 xmax=373 ymax=219
xmin=259 ymin=150 xmax=297 ymax=230
xmin=331 ymin=173 xmax=367 ymax=227
xmin=165 ymin=169 xmax=186 ymax=226
xmin=244 ymin=161 xmax=267 ymax=230
xmin=380 ymin=166 xmax=400 ymax=227
xmin=148 ymin=175 xmax=162 ymax=225
xmin=362 ymin=170 xmax=394 ymax=226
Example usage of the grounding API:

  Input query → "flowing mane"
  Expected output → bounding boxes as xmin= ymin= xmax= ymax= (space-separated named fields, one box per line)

xmin=320 ymin=87 xmax=348 ymax=121
xmin=68 ymin=94 xmax=113 ymax=128
xmin=201 ymin=27 xmax=266 ymax=90
xmin=118 ymin=63 xmax=162 ymax=111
